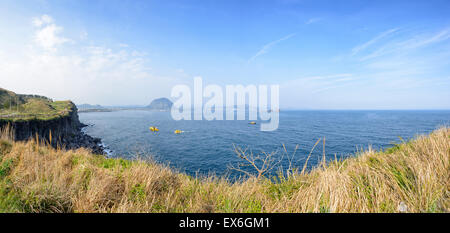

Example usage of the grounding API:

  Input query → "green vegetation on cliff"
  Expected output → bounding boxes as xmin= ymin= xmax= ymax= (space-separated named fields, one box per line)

xmin=0 ymin=88 xmax=73 ymax=121
xmin=0 ymin=125 xmax=448 ymax=213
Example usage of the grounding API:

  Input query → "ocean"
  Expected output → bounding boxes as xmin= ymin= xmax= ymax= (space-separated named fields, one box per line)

xmin=79 ymin=110 xmax=450 ymax=178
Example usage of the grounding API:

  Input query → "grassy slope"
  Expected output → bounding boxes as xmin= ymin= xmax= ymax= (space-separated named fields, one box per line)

xmin=0 ymin=127 xmax=448 ymax=213
xmin=0 ymin=88 xmax=73 ymax=121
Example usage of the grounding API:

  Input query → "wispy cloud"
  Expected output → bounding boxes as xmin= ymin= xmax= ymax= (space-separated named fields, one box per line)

xmin=360 ymin=28 xmax=450 ymax=61
xmin=397 ymin=29 xmax=450 ymax=50
xmin=248 ymin=33 xmax=296 ymax=63
xmin=300 ymin=73 xmax=353 ymax=81
xmin=281 ymin=73 xmax=357 ymax=94
xmin=305 ymin=17 xmax=322 ymax=25
xmin=351 ymin=28 xmax=399 ymax=56
xmin=343 ymin=27 xmax=450 ymax=96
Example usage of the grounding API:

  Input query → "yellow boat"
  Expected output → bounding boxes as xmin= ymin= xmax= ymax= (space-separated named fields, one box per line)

xmin=249 ymin=121 xmax=256 ymax=125
xmin=149 ymin=126 xmax=159 ymax=132
xmin=174 ymin=130 xmax=183 ymax=134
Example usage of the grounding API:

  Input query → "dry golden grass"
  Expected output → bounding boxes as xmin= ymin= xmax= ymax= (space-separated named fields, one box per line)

xmin=0 ymin=126 xmax=448 ymax=213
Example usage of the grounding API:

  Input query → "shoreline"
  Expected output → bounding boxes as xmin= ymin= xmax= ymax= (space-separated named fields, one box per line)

xmin=66 ymin=122 xmax=107 ymax=155
xmin=79 ymin=122 xmax=111 ymax=156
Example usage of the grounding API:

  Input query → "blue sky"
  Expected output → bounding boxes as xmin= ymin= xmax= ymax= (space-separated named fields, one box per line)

xmin=0 ymin=0 xmax=449 ymax=109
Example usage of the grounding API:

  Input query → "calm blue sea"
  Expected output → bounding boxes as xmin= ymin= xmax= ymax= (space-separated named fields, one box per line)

xmin=79 ymin=110 xmax=450 ymax=177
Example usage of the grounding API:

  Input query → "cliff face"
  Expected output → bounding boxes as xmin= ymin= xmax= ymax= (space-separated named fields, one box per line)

xmin=0 ymin=103 xmax=105 ymax=154
xmin=0 ymin=103 xmax=81 ymax=141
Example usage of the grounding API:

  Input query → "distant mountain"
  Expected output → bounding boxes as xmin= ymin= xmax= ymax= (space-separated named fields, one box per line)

xmin=77 ymin=104 xmax=104 ymax=110
xmin=146 ymin=98 xmax=173 ymax=111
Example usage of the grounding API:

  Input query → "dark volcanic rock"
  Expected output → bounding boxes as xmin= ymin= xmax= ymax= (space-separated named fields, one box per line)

xmin=0 ymin=104 xmax=106 ymax=155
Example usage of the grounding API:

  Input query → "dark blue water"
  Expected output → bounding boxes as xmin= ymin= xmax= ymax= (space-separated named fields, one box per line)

xmin=79 ymin=110 xmax=450 ymax=177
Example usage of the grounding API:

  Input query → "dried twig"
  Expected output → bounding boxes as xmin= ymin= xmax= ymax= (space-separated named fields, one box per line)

xmin=229 ymin=144 xmax=284 ymax=179
xmin=301 ymin=138 xmax=322 ymax=175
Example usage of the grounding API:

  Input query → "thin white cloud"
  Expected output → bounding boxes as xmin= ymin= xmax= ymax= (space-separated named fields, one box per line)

xmin=351 ymin=28 xmax=399 ymax=56
xmin=281 ymin=73 xmax=356 ymax=95
xmin=360 ymin=29 xmax=450 ymax=61
xmin=300 ymin=73 xmax=353 ymax=81
xmin=305 ymin=17 xmax=322 ymax=25
xmin=248 ymin=33 xmax=296 ymax=63
xmin=281 ymin=27 xmax=450 ymax=109
xmin=398 ymin=29 xmax=450 ymax=50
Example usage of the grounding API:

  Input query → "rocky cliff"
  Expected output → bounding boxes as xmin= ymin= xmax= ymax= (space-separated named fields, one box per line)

xmin=0 ymin=102 xmax=105 ymax=154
